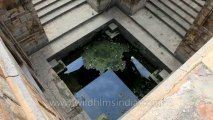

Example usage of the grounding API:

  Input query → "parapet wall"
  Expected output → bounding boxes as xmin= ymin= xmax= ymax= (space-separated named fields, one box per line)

xmin=0 ymin=38 xmax=60 ymax=120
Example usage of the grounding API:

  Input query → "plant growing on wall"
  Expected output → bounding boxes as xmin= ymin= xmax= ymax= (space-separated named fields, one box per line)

xmin=83 ymin=40 xmax=129 ymax=73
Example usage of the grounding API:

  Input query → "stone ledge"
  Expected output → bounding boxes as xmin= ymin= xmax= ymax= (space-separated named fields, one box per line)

xmin=0 ymin=38 xmax=55 ymax=120
xmin=0 ymin=39 xmax=19 ymax=78
xmin=120 ymin=37 xmax=213 ymax=120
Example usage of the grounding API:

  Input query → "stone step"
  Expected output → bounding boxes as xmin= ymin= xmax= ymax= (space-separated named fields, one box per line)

xmin=180 ymin=0 xmax=202 ymax=13
xmin=43 ymin=3 xmax=98 ymax=41
xmin=40 ymin=0 xmax=86 ymax=25
xmin=34 ymin=0 xmax=57 ymax=11
xmin=131 ymin=8 xmax=182 ymax=53
xmin=159 ymin=0 xmax=194 ymax=24
xmin=193 ymin=0 xmax=206 ymax=7
xmin=38 ymin=0 xmax=74 ymax=18
xmin=32 ymin=0 xmax=43 ymax=5
xmin=149 ymin=0 xmax=190 ymax=30
xmin=169 ymin=0 xmax=198 ymax=18
xmin=145 ymin=3 xmax=186 ymax=37
xmin=36 ymin=10 xmax=113 ymax=60
xmin=35 ymin=7 xmax=181 ymax=72
xmin=112 ymin=9 xmax=182 ymax=71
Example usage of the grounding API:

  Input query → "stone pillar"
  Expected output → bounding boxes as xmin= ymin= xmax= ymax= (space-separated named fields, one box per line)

xmin=117 ymin=0 xmax=147 ymax=15
xmin=86 ymin=0 xmax=146 ymax=15
xmin=0 ymin=0 xmax=48 ymax=55
xmin=86 ymin=0 xmax=116 ymax=13
xmin=174 ymin=0 xmax=213 ymax=63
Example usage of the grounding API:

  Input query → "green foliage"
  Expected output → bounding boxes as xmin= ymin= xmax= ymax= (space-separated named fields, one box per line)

xmin=83 ymin=40 xmax=129 ymax=73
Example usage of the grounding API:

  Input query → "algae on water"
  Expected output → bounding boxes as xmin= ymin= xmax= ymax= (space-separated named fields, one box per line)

xmin=83 ymin=40 xmax=129 ymax=73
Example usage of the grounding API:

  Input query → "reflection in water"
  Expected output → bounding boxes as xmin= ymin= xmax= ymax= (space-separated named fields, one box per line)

xmin=64 ymin=57 xmax=83 ymax=74
xmin=130 ymin=56 xmax=151 ymax=80
xmin=75 ymin=70 xmax=139 ymax=120
xmin=57 ymin=32 xmax=159 ymax=120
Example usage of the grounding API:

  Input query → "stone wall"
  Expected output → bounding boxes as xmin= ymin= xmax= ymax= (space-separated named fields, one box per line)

xmin=0 ymin=68 xmax=27 ymax=120
xmin=175 ymin=0 xmax=213 ymax=63
xmin=0 ymin=1 xmax=62 ymax=119
xmin=0 ymin=0 xmax=19 ymax=9
xmin=0 ymin=38 xmax=61 ymax=120
xmin=0 ymin=0 xmax=48 ymax=55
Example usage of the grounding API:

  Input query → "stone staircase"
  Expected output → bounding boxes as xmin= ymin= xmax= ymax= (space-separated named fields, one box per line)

xmin=33 ymin=0 xmax=205 ymax=62
xmin=32 ymin=0 xmax=205 ymax=54
xmin=32 ymin=0 xmax=205 ymax=52
xmin=131 ymin=0 xmax=205 ymax=53
xmin=37 ymin=0 xmax=88 ymax=25
xmin=33 ymin=0 xmax=97 ymax=42
xmin=31 ymin=0 xmax=206 ymax=70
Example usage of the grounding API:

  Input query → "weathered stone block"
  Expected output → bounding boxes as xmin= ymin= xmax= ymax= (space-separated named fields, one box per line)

xmin=86 ymin=0 xmax=146 ymax=15
xmin=12 ymin=18 xmax=21 ymax=26
xmin=86 ymin=0 xmax=115 ymax=12
xmin=19 ymin=15 xmax=27 ymax=23
xmin=117 ymin=0 xmax=146 ymax=15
